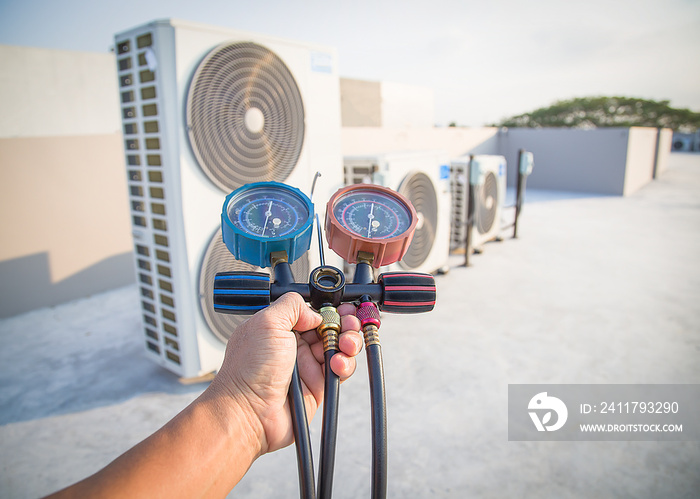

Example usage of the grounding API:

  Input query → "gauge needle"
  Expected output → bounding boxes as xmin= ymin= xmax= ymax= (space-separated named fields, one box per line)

xmin=367 ymin=202 xmax=374 ymax=238
xmin=262 ymin=200 xmax=273 ymax=236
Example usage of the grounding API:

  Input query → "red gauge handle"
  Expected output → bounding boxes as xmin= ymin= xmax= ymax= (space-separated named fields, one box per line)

xmin=325 ymin=184 xmax=418 ymax=268
xmin=378 ymin=272 xmax=436 ymax=313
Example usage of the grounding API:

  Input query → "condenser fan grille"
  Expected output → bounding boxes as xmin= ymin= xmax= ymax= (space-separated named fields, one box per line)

xmin=475 ymin=171 xmax=498 ymax=234
xmin=398 ymin=172 xmax=437 ymax=269
xmin=199 ymin=232 xmax=310 ymax=343
xmin=187 ymin=42 xmax=305 ymax=191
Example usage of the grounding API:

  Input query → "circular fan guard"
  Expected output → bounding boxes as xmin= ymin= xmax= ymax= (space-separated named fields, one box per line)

xmin=397 ymin=172 xmax=437 ymax=269
xmin=186 ymin=42 xmax=305 ymax=191
xmin=475 ymin=171 xmax=498 ymax=234
xmin=199 ymin=231 xmax=310 ymax=343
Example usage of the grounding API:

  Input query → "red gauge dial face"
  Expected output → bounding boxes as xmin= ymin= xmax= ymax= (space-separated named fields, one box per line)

xmin=325 ymin=184 xmax=418 ymax=267
xmin=332 ymin=189 xmax=414 ymax=240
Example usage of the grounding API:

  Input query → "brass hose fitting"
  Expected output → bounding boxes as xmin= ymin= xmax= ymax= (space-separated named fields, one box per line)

xmin=269 ymin=250 xmax=288 ymax=267
xmin=362 ymin=324 xmax=381 ymax=347
xmin=317 ymin=305 xmax=341 ymax=352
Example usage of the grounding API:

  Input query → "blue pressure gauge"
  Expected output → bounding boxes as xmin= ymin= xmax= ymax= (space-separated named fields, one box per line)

xmin=221 ymin=182 xmax=314 ymax=268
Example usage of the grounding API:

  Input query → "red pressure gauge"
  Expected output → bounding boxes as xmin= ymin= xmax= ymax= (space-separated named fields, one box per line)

xmin=325 ymin=184 xmax=418 ymax=268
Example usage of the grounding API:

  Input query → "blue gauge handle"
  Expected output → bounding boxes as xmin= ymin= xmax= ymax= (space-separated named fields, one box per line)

xmin=221 ymin=182 xmax=314 ymax=268
xmin=213 ymin=272 xmax=271 ymax=314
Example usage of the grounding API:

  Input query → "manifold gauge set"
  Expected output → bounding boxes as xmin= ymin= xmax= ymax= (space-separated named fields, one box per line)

xmin=213 ymin=180 xmax=436 ymax=499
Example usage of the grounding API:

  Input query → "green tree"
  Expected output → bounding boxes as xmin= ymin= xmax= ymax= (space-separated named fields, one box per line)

xmin=495 ymin=97 xmax=700 ymax=132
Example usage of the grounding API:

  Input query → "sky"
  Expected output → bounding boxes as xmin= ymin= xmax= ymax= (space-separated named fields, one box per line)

xmin=1 ymin=0 xmax=699 ymax=126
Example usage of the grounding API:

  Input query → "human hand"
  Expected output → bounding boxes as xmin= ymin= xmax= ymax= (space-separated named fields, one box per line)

xmin=45 ymin=293 xmax=362 ymax=498
xmin=206 ymin=292 xmax=362 ymax=456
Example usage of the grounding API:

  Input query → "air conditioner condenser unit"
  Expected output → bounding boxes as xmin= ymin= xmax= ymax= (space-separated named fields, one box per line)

xmin=114 ymin=19 xmax=343 ymax=378
xmin=450 ymin=155 xmax=507 ymax=253
xmin=343 ymin=150 xmax=451 ymax=275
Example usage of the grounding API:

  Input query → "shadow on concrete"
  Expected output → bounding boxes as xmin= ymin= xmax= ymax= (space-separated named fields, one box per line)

xmin=0 ymin=358 xmax=207 ymax=426
xmin=0 ymin=345 xmax=208 ymax=426
xmin=0 ymin=251 xmax=135 ymax=319
xmin=0 ymin=285 xmax=207 ymax=425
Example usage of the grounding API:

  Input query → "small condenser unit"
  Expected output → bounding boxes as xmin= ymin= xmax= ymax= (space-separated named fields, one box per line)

xmin=450 ymin=155 xmax=507 ymax=252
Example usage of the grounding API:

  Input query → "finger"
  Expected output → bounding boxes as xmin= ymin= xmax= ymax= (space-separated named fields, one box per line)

xmin=296 ymin=341 xmax=325 ymax=404
xmin=296 ymin=328 xmax=325 ymax=365
xmin=340 ymin=313 xmax=361 ymax=335
xmin=329 ymin=352 xmax=357 ymax=380
xmin=309 ymin=340 xmax=325 ymax=365
xmin=338 ymin=329 xmax=362 ymax=357
xmin=298 ymin=328 xmax=320 ymax=347
xmin=306 ymin=327 xmax=361 ymax=362
xmin=337 ymin=302 xmax=356 ymax=318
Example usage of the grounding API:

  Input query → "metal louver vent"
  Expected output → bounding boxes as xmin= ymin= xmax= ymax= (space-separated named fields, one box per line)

xmin=475 ymin=171 xmax=498 ymax=234
xmin=199 ymin=231 xmax=310 ymax=343
xmin=398 ymin=172 xmax=437 ymax=269
xmin=186 ymin=42 xmax=305 ymax=191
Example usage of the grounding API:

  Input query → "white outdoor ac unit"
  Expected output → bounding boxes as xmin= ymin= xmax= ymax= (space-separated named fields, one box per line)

xmin=672 ymin=136 xmax=691 ymax=151
xmin=672 ymin=134 xmax=694 ymax=152
xmin=114 ymin=19 xmax=343 ymax=378
xmin=343 ymin=150 xmax=451 ymax=274
xmin=450 ymin=155 xmax=506 ymax=252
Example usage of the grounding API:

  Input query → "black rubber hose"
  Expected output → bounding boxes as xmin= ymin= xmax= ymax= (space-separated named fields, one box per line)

xmin=317 ymin=349 xmax=340 ymax=499
xmin=366 ymin=342 xmax=387 ymax=499
xmin=289 ymin=362 xmax=316 ymax=499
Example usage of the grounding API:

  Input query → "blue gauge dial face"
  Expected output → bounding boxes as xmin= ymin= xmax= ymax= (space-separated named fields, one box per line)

xmin=333 ymin=188 xmax=413 ymax=240
xmin=226 ymin=186 xmax=310 ymax=239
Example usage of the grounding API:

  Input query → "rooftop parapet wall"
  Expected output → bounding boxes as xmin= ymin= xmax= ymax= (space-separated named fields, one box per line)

xmin=499 ymin=127 xmax=672 ymax=195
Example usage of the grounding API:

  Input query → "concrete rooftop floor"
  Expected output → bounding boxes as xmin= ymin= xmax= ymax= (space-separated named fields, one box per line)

xmin=1 ymin=153 xmax=699 ymax=498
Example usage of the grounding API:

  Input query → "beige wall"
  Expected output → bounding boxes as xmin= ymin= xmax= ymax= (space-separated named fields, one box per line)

xmin=340 ymin=77 xmax=435 ymax=128
xmin=340 ymin=78 xmax=381 ymax=127
xmin=0 ymin=45 xmax=133 ymax=318
xmin=0 ymin=45 xmax=122 ymax=137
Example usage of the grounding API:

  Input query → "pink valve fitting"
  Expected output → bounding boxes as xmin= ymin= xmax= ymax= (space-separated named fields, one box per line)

xmin=356 ymin=301 xmax=381 ymax=329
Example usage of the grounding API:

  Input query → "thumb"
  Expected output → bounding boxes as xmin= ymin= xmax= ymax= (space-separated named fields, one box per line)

xmin=267 ymin=292 xmax=322 ymax=333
